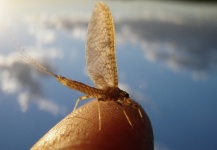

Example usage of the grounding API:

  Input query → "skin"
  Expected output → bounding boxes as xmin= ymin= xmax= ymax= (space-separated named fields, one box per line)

xmin=31 ymin=99 xmax=154 ymax=150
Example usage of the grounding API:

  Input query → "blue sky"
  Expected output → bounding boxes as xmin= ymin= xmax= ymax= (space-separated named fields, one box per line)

xmin=0 ymin=0 xmax=217 ymax=149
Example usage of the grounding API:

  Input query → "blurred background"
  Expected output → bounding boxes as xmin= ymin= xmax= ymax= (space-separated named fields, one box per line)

xmin=0 ymin=0 xmax=217 ymax=149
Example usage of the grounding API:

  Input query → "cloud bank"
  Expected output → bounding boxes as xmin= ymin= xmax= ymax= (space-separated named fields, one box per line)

xmin=30 ymin=7 xmax=217 ymax=80
xmin=0 ymin=48 xmax=67 ymax=115
xmin=0 ymin=16 xmax=67 ymax=115
xmin=2 ymin=3 xmax=217 ymax=115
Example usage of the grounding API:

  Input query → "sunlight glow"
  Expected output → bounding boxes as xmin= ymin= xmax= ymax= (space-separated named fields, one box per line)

xmin=0 ymin=2 xmax=6 ymax=22
xmin=0 ymin=1 xmax=10 ymax=26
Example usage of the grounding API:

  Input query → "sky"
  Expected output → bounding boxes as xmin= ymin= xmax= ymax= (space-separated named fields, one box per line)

xmin=0 ymin=0 xmax=217 ymax=149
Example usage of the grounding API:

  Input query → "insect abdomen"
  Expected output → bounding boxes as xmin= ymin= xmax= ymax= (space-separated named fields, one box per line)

xmin=57 ymin=75 xmax=104 ymax=98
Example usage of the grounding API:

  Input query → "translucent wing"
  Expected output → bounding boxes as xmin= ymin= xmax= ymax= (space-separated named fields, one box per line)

xmin=86 ymin=2 xmax=118 ymax=89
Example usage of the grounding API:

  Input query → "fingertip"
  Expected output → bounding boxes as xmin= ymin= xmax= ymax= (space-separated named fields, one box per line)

xmin=31 ymin=99 xmax=153 ymax=150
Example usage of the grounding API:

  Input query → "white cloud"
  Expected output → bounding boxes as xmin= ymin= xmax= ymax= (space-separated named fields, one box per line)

xmin=0 ymin=51 xmax=67 ymax=115
xmin=24 ymin=14 xmax=88 ymax=42
xmin=192 ymin=71 xmax=208 ymax=81
xmin=0 ymin=53 xmax=22 ymax=94
xmin=1 ymin=16 xmax=66 ymax=115
xmin=116 ymin=19 xmax=217 ymax=79
xmin=0 ymin=70 xmax=20 ymax=94
xmin=22 ymin=46 xmax=63 ymax=62
xmin=17 ymin=91 xmax=67 ymax=115
xmin=18 ymin=91 xmax=30 ymax=112
xmin=25 ymin=14 xmax=56 ymax=46
xmin=71 ymin=27 xmax=86 ymax=41
xmin=37 ymin=98 xmax=67 ymax=116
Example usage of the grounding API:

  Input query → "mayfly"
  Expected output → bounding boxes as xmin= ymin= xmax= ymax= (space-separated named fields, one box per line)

xmin=19 ymin=2 xmax=143 ymax=130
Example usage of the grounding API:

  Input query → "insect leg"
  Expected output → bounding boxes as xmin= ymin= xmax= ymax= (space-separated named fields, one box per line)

xmin=122 ymin=99 xmax=144 ymax=123
xmin=96 ymin=100 xmax=101 ymax=131
xmin=116 ymin=100 xmax=133 ymax=128
xmin=73 ymin=96 xmax=94 ymax=112
xmin=123 ymin=109 xmax=133 ymax=128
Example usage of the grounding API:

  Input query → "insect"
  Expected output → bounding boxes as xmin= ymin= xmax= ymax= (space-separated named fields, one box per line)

xmin=20 ymin=2 xmax=143 ymax=130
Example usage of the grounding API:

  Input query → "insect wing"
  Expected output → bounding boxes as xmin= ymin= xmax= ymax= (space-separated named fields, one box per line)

xmin=86 ymin=2 xmax=118 ymax=89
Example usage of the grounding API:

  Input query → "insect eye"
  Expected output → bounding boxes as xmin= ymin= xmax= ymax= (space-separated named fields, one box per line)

xmin=121 ymin=90 xmax=129 ymax=98
xmin=125 ymin=92 xmax=129 ymax=98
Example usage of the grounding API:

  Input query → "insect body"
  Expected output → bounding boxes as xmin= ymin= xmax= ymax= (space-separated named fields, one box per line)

xmin=20 ymin=2 xmax=143 ymax=130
